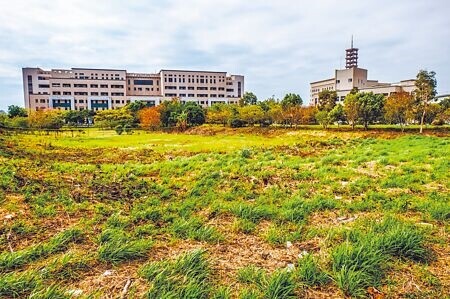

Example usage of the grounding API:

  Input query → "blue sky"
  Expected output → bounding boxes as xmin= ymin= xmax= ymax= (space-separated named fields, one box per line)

xmin=0 ymin=0 xmax=449 ymax=111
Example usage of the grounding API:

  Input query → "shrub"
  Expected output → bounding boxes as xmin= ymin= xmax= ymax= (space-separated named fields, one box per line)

xmin=115 ymin=125 xmax=124 ymax=135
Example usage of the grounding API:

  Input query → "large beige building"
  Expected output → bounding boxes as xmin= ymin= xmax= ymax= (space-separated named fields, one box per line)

xmin=22 ymin=67 xmax=244 ymax=111
xmin=310 ymin=42 xmax=415 ymax=106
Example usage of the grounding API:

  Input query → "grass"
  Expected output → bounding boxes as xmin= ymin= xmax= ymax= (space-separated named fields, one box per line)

xmin=0 ymin=127 xmax=448 ymax=298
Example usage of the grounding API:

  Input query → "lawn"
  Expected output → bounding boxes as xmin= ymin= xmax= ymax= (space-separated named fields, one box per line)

xmin=0 ymin=127 xmax=449 ymax=298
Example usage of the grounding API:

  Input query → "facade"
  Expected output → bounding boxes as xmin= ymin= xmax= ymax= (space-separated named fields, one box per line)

xmin=310 ymin=43 xmax=416 ymax=106
xmin=22 ymin=67 xmax=244 ymax=111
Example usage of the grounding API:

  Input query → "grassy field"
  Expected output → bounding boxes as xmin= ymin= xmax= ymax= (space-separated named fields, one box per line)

xmin=0 ymin=127 xmax=449 ymax=298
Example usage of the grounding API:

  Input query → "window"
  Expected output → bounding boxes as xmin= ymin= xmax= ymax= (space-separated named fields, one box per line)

xmin=179 ymin=94 xmax=186 ymax=97
xmin=79 ymin=100 xmax=85 ymax=103
xmin=111 ymin=85 xmax=124 ymax=89
xmin=165 ymin=93 xmax=177 ymax=97
xmin=165 ymin=86 xmax=177 ymax=90
xmin=179 ymin=86 xmax=186 ymax=90
xmin=52 ymin=83 xmax=61 ymax=87
xmin=111 ymin=92 xmax=124 ymax=96
xmin=63 ymin=92 xmax=72 ymax=95
xmin=133 ymin=80 xmax=153 ymax=85
xmin=336 ymin=80 xmax=340 ymax=83
xmin=210 ymin=87 xmax=217 ymax=90
xmin=38 ymin=76 xmax=46 ymax=80
xmin=91 ymin=92 xmax=99 ymax=96
xmin=197 ymin=94 xmax=208 ymax=98
xmin=74 ymin=84 xmax=88 ymax=88
xmin=348 ymin=78 xmax=352 ymax=83
xmin=226 ymin=89 xmax=234 ymax=92
xmin=197 ymin=87 xmax=208 ymax=90
xmin=38 ymin=84 xmax=50 ymax=88
xmin=188 ymin=86 xmax=195 ymax=90
xmin=74 ymin=92 xmax=88 ymax=95
xmin=218 ymin=87 xmax=225 ymax=91
xmin=90 ymin=84 xmax=99 ymax=88
xmin=188 ymin=94 xmax=195 ymax=97
xmin=100 ymin=84 xmax=108 ymax=88
xmin=100 ymin=92 xmax=108 ymax=96
xmin=52 ymin=91 xmax=61 ymax=95
xmin=63 ymin=83 xmax=71 ymax=88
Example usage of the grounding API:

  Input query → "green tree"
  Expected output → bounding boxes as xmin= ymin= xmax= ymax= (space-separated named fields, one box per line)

xmin=414 ymin=70 xmax=437 ymax=133
xmin=357 ymin=92 xmax=385 ymax=130
xmin=315 ymin=110 xmax=332 ymax=129
xmin=159 ymin=98 xmax=183 ymax=127
xmin=329 ymin=104 xmax=346 ymax=124
xmin=240 ymin=92 xmax=258 ymax=106
xmin=29 ymin=109 xmax=64 ymax=129
xmin=7 ymin=105 xmax=27 ymax=118
xmin=206 ymin=104 xmax=232 ymax=126
xmin=281 ymin=93 xmax=303 ymax=109
xmin=343 ymin=93 xmax=359 ymax=129
xmin=94 ymin=109 xmax=134 ymax=129
xmin=318 ymin=90 xmax=337 ymax=112
xmin=384 ymin=92 xmax=415 ymax=131
xmin=239 ymin=105 xmax=264 ymax=126
xmin=184 ymin=102 xmax=205 ymax=126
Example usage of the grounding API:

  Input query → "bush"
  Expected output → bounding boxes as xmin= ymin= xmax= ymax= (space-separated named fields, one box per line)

xmin=115 ymin=125 xmax=124 ymax=135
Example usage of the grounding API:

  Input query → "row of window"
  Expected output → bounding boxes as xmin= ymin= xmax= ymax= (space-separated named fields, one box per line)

xmin=51 ymin=91 xmax=125 ymax=96
xmin=164 ymin=77 xmax=225 ymax=84
xmin=129 ymin=87 xmax=159 ymax=92
xmin=164 ymin=93 xmax=226 ymax=98
xmin=164 ymin=86 xmax=226 ymax=91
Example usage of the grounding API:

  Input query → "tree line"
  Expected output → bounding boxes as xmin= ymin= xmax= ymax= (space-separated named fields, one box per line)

xmin=1 ymin=70 xmax=448 ymax=133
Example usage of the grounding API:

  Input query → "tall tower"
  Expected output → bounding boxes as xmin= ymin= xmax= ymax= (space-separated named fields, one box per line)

xmin=345 ymin=36 xmax=358 ymax=69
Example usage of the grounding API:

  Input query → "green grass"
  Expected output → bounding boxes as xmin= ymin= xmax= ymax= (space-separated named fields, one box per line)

xmin=0 ymin=128 xmax=448 ymax=298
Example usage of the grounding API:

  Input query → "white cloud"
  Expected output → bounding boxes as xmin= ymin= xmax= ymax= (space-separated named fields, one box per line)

xmin=0 ymin=0 xmax=449 ymax=109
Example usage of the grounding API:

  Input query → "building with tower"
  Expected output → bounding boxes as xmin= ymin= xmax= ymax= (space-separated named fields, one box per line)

xmin=310 ymin=39 xmax=416 ymax=106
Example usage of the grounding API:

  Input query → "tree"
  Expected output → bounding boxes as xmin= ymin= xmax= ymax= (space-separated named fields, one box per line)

xmin=239 ymin=105 xmax=264 ymax=126
xmin=343 ymin=93 xmax=359 ymax=129
xmin=267 ymin=103 xmax=284 ymax=125
xmin=318 ymin=90 xmax=337 ymax=112
xmin=384 ymin=92 xmax=415 ymax=131
xmin=159 ymin=98 xmax=183 ymax=127
xmin=281 ymin=93 xmax=303 ymax=109
xmin=126 ymin=101 xmax=147 ymax=124
xmin=357 ymin=92 xmax=385 ymax=130
xmin=28 ymin=109 xmax=64 ymax=130
xmin=139 ymin=107 xmax=161 ymax=130
xmin=8 ymin=105 xmax=27 ymax=118
xmin=329 ymin=104 xmax=346 ymax=125
xmin=184 ymin=102 xmax=205 ymax=126
xmin=94 ymin=108 xmax=134 ymax=129
xmin=414 ymin=70 xmax=437 ymax=133
xmin=315 ymin=110 xmax=332 ymax=129
xmin=207 ymin=104 xmax=232 ymax=126
xmin=240 ymin=92 xmax=258 ymax=106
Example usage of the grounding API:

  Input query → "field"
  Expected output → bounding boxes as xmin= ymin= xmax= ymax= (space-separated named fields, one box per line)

xmin=0 ymin=127 xmax=449 ymax=298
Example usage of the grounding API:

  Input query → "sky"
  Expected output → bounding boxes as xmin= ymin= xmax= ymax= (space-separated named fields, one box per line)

xmin=0 ymin=0 xmax=449 ymax=111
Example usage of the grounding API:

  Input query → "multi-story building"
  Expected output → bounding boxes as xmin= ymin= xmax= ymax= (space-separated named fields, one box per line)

xmin=310 ymin=41 xmax=416 ymax=106
xmin=22 ymin=68 xmax=244 ymax=111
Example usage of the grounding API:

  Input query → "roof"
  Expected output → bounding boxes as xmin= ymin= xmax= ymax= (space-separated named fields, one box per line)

xmin=71 ymin=67 xmax=127 ymax=72
xmin=310 ymin=78 xmax=335 ymax=85
xmin=160 ymin=69 xmax=227 ymax=74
